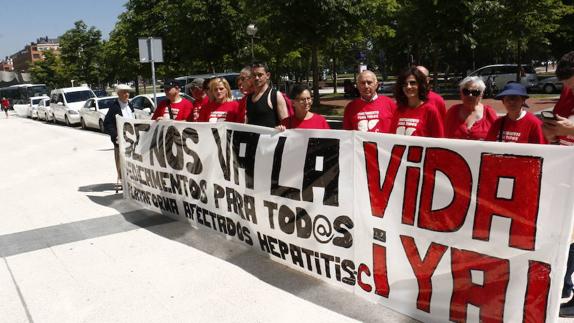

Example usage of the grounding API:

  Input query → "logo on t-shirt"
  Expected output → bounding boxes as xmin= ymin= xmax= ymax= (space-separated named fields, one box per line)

xmin=356 ymin=111 xmax=380 ymax=132
xmin=209 ymin=111 xmax=228 ymax=123
xmin=500 ymin=131 xmax=521 ymax=142
xmin=163 ymin=107 xmax=180 ymax=119
xmin=396 ymin=118 xmax=420 ymax=136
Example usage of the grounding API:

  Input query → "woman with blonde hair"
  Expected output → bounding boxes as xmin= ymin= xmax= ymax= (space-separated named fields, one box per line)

xmin=197 ymin=77 xmax=242 ymax=123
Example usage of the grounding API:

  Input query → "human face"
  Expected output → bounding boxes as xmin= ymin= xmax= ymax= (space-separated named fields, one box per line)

xmin=563 ymin=75 xmax=574 ymax=92
xmin=238 ymin=72 xmax=253 ymax=95
xmin=164 ymin=86 xmax=179 ymax=101
xmin=357 ymin=73 xmax=378 ymax=100
xmin=252 ymin=67 xmax=269 ymax=89
xmin=402 ymin=75 xmax=419 ymax=99
xmin=191 ymin=87 xmax=204 ymax=100
xmin=293 ymin=90 xmax=312 ymax=116
xmin=212 ymin=81 xmax=228 ymax=103
xmin=502 ymin=95 xmax=526 ymax=113
xmin=460 ymin=83 xmax=482 ymax=108
xmin=117 ymin=90 xmax=130 ymax=103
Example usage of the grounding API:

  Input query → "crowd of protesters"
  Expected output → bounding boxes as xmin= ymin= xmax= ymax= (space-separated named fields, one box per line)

xmin=108 ymin=52 xmax=571 ymax=148
xmin=103 ymin=51 xmax=574 ymax=317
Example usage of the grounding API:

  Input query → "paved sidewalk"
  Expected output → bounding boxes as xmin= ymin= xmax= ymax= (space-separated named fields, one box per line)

xmin=0 ymin=114 xmax=416 ymax=322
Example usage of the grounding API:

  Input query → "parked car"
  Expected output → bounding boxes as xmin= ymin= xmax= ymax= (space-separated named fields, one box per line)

xmin=79 ymin=96 xmax=118 ymax=132
xmin=131 ymin=93 xmax=194 ymax=119
xmin=468 ymin=64 xmax=539 ymax=90
xmin=36 ymin=98 xmax=52 ymax=121
xmin=50 ymin=87 xmax=96 ymax=126
xmin=537 ymin=76 xmax=563 ymax=94
xmin=27 ymin=96 xmax=50 ymax=119
xmin=93 ymin=89 xmax=109 ymax=97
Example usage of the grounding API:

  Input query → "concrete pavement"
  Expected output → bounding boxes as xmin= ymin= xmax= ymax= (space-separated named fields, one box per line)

xmin=0 ymin=113 xmax=417 ymax=322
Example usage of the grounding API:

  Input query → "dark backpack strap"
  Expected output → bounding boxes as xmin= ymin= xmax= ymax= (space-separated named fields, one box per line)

xmin=270 ymin=88 xmax=278 ymax=112
xmin=167 ymin=102 xmax=174 ymax=120
xmin=498 ymin=116 xmax=506 ymax=142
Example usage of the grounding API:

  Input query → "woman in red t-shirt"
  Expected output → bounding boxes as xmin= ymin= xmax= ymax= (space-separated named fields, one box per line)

xmin=391 ymin=67 xmax=444 ymax=138
xmin=485 ymin=83 xmax=546 ymax=144
xmin=197 ymin=77 xmax=241 ymax=123
xmin=276 ymin=84 xmax=330 ymax=130
xmin=445 ymin=76 xmax=498 ymax=140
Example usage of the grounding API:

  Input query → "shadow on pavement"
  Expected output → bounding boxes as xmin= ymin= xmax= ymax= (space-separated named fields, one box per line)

xmin=79 ymin=188 xmax=416 ymax=322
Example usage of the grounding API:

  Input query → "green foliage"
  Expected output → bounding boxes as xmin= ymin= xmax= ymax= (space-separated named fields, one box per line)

xmin=29 ymin=51 xmax=67 ymax=89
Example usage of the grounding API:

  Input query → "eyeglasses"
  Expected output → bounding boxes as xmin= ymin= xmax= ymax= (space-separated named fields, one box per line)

xmin=462 ymin=88 xmax=482 ymax=97
xmin=297 ymin=97 xmax=313 ymax=103
xmin=403 ymin=80 xmax=418 ymax=87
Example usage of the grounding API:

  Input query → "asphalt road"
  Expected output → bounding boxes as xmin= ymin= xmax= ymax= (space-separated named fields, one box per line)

xmin=0 ymin=113 xmax=417 ymax=322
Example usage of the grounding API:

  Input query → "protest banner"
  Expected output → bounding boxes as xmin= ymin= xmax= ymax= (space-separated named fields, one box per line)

xmin=118 ymin=117 xmax=574 ymax=322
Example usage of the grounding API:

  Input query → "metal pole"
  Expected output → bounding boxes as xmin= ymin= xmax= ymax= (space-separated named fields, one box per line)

xmin=251 ymin=36 xmax=254 ymax=60
xmin=148 ymin=37 xmax=158 ymax=108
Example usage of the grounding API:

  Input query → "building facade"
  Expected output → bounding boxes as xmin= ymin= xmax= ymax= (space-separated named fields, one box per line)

xmin=0 ymin=57 xmax=13 ymax=71
xmin=10 ymin=37 xmax=59 ymax=72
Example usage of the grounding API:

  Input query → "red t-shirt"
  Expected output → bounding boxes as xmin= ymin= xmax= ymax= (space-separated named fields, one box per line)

xmin=236 ymin=96 xmax=248 ymax=124
xmin=343 ymin=95 xmax=396 ymax=133
xmin=391 ymin=102 xmax=445 ymax=138
xmin=189 ymin=96 xmax=209 ymax=122
xmin=552 ymin=87 xmax=574 ymax=145
xmin=151 ymin=97 xmax=193 ymax=121
xmin=197 ymin=100 xmax=242 ymax=123
xmin=280 ymin=113 xmax=330 ymax=130
xmin=485 ymin=111 xmax=547 ymax=144
xmin=445 ymin=104 xmax=498 ymax=140
xmin=1 ymin=99 xmax=9 ymax=108
xmin=428 ymin=90 xmax=447 ymax=120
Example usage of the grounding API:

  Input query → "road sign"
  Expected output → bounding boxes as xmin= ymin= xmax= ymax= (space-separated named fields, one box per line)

xmin=138 ymin=38 xmax=163 ymax=63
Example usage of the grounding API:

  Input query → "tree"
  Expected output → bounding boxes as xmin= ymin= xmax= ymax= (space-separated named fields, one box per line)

xmin=29 ymin=51 xmax=67 ymax=89
xmin=58 ymin=21 xmax=104 ymax=86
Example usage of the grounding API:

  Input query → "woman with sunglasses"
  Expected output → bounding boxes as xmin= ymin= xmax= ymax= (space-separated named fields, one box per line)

xmin=485 ymin=83 xmax=546 ymax=144
xmin=275 ymin=83 xmax=330 ymax=130
xmin=390 ymin=67 xmax=444 ymax=137
xmin=445 ymin=76 xmax=497 ymax=140
xmin=197 ymin=77 xmax=242 ymax=123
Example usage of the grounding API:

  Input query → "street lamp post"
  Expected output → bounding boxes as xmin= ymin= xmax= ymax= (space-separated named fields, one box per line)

xmin=71 ymin=79 xmax=75 ymax=87
xmin=246 ymin=24 xmax=258 ymax=60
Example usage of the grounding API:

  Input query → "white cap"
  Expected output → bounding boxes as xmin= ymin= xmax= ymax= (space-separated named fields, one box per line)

xmin=115 ymin=84 xmax=134 ymax=92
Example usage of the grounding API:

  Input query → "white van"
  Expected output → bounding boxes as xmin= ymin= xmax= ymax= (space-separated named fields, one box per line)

xmin=468 ymin=64 xmax=539 ymax=90
xmin=50 ymin=87 xmax=95 ymax=126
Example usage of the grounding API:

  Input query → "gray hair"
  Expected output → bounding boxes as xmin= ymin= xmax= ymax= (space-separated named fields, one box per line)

xmin=459 ymin=76 xmax=486 ymax=92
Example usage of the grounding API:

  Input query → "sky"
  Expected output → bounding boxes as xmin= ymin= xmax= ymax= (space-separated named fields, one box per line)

xmin=0 ymin=0 xmax=127 ymax=59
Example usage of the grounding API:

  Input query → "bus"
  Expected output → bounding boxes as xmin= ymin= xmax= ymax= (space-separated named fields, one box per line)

xmin=0 ymin=84 xmax=50 ymax=107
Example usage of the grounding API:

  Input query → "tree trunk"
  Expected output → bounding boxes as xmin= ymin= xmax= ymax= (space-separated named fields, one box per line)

xmin=516 ymin=38 xmax=522 ymax=82
xmin=312 ymin=44 xmax=320 ymax=107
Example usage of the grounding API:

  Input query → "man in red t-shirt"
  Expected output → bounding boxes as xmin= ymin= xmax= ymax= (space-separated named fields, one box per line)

xmin=186 ymin=78 xmax=209 ymax=122
xmin=417 ymin=65 xmax=447 ymax=119
xmin=1 ymin=97 xmax=9 ymax=118
xmin=151 ymin=79 xmax=193 ymax=121
xmin=541 ymin=51 xmax=574 ymax=318
xmin=343 ymin=70 xmax=396 ymax=133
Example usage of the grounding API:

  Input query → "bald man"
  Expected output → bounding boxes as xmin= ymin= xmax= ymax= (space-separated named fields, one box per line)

xmin=417 ymin=66 xmax=447 ymax=119
xmin=343 ymin=70 xmax=396 ymax=133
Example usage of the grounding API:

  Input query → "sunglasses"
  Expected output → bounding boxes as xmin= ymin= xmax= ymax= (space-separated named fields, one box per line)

xmin=462 ymin=88 xmax=482 ymax=97
xmin=403 ymin=80 xmax=418 ymax=87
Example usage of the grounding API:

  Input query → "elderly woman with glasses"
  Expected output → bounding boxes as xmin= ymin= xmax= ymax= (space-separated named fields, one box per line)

xmin=445 ymin=76 xmax=498 ymax=140
xmin=275 ymin=83 xmax=330 ymax=130
xmin=390 ymin=66 xmax=444 ymax=137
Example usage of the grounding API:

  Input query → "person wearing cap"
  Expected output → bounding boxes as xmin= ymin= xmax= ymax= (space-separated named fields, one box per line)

xmin=417 ymin=65 xmax=447 ymax=119
xmin=445 ymin=76 xmax=497 ymax=140
xmin=485 ymin=82 xmax=546 ymax=144
xmin=103 ymin=84 xmax=135 ymax=185
xmin=151 ymin=79 xmax=193 ymax=121
xmin=186 ymin=78 xmax=209 ymax=122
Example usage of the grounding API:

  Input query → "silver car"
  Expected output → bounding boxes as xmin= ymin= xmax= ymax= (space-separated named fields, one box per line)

xmin=79 ymin=96 xmax=118 ymax=132
xmin=468 ymin=64 xmax=539 ymax=90
xmin=36 ymin=98 xmax=52 ymax=121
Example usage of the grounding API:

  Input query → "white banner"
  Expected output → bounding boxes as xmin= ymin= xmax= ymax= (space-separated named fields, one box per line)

xmin=118 ymin=117 xmax=574 ymax=323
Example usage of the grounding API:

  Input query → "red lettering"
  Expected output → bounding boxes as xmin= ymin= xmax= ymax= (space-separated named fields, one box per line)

xmin=450 ymin=248 xmax=509 ymax=323
xmin=418 ymin=148 xmax=472 ymax=232
xmin=364 ymin=143 xmax=406 ymax=218
xmin=402 ymin=166 xmax=419 ymax=225
xmin=523 ymin=261 xmax=551 ymax=323
xmin=400 ymin=235 xmax=448 ymax=312
xmin=373 ymin=243 xmax=390 ymax=297
xmin=357 ymin=263 xmax=373 ymax=292
xmin=473 ymin=154 xmax=542 ymax=250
